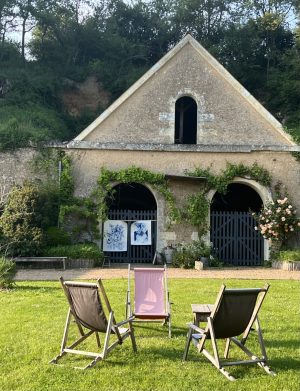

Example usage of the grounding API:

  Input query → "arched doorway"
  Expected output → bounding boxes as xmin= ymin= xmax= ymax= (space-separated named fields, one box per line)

xmin=210 ymin=183 xmax=264 ymax=265
xmin=103 ymin=183 xmax=157 ymax=263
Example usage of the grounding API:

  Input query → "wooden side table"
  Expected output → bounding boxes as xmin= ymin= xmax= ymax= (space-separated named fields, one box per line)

xmin=191 ymin=304 xmax=214 ymax=326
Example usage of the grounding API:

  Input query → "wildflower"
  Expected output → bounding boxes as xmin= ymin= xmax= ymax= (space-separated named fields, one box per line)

xmin=288 ymin=205 xmax=292 ymax=209
xmin=276 ymin=208 xmax=281 ymax=212
xmin=281 ymin=217 xmax=286 ymax=221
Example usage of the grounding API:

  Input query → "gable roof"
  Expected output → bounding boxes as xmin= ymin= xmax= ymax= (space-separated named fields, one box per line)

xmin=72 ymin=34 xmax=294 ymax=146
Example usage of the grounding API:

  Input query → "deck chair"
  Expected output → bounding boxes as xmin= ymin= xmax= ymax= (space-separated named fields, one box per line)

xmin=126 ymin=264 xmax=172 ymax=337
xmin=50 ymin=277 xmax=137 ymax=369
xmin=183 ymin=284 xmax=276 ymax=381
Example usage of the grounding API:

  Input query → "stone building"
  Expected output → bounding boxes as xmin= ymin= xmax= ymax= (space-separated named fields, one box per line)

xmin=2 ymin=35 xmax=299 ymax=265
xmin=64 ymin=35 xmax=299 ymax=265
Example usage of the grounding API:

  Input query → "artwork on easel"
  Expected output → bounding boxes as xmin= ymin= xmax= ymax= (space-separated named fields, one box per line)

xmin=131 ymin=221 xmax=151 ymax=245
xmin=103 ymin=220 xmax=128 ymax=252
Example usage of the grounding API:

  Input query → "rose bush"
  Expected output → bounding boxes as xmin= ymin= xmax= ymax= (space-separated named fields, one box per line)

xmin=253 ymin=197 xmax=300 ymax=242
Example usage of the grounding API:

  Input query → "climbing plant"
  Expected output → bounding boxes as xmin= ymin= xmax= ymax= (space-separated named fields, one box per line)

xmin=31 ymin=148 xmax=97 ymax=243
xmin=94 ymin=163 xmax=272 ymax=239
xmin=183 ymin=191 xmax=210 ymax=238
xmin=183 ymin=162 xmax=272 ymax=237
xmin=186 ymin=162 xmax=271 ymax=194
xmin=95 ymin=166 xmax=180 ymax=223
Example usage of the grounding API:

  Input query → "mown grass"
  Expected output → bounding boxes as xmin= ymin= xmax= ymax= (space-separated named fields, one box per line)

xmin=0 ymin=278 xmax=299 ymax=391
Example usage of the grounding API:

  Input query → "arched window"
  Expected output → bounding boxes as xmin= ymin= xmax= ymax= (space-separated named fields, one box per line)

xmin=175 ymin=96 xmax=197 ymax=144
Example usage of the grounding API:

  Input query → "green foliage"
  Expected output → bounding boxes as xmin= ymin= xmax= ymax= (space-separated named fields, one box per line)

xmin=44 ymin=243 xmax=104 ymax=264
xmin=277 ymin=250 xmax=300 ymax=262
xmin=184 ymin=192 xmax=210 ymax=237
xmin=187 ymin=162 xmax=271 ymax=194
xmin=96 ymin=166 xmax=180 ymax=223
xmin=59 ymin=155 xmax=74 ymax=205
xmin=0 ymin=257 xmax=16 ymax=289
xmin=33 ymin=150 xmax=97 ymax=244
xmin=0 ymin=183 xmax=44 ymax=256
xmin=172 ymin=241 xmax=211 ymax=269
xmin=44 ymin=227 xmax=71 ymax=247
xmin=59 ymin=197 xmax=100 ymax=242
xmin=0 ymin=67 xmax=71 ymax=150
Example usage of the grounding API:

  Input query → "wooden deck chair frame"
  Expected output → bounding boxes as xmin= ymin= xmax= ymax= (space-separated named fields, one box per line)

xmin=50 ymin=277 xmax=137 ymax=370
xmin=183 ymin=284 xmax=276 ymax=381
xmin=126 ymin=264 xmax=172 ymax=338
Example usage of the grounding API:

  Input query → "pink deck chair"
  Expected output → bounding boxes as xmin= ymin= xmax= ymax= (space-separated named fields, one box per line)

xmin=126 ymin=264 xmax=172 ymax=337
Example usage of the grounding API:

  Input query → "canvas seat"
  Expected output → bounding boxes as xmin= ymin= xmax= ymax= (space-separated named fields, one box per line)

xmin=50 ymin=277 xmax=137 ymax=369
xmin=183 ymin=284 xmax=276 ymax=381
xmin=126 ymin=265 xmax=172 ymax=337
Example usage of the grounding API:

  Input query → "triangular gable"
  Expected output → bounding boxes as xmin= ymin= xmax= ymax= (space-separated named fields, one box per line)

xmin=71 ymin=35 xmax=295 ymax=146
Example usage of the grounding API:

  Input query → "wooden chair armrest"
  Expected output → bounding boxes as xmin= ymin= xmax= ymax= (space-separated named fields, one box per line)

xmin=115 ymin=316 xmax=135 ymax=327
xmin=187 ymin=322 xmax=206 ymax=334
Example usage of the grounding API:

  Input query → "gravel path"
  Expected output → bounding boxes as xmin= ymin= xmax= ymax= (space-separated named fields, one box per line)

xmin=15 ymin=266 xmax=300 ymax=281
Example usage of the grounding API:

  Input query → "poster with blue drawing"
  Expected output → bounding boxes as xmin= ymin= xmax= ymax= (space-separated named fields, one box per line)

xmin=103 ymin=220 xmax=128 ymax=252
xmin=131 ymin=221 xmax=151 ymax=245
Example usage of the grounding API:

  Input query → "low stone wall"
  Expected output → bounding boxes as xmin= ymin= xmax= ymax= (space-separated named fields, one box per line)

xmin=66 ymin=258 xmax=95 ymax=268
xmin=15 ymin=257 xmax=95 ymax=269
xmin=272 ymin=261 xmax=300 ymax=271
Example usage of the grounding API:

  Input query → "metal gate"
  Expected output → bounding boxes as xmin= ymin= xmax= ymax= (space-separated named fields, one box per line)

xmin=210 ymin=211 xmax=264 ymax=266
xmin=104 ymin=209 xmax=157 ymax=263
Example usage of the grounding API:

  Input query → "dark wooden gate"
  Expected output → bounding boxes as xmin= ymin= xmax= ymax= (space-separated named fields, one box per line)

xmin=210 ymin=211 xmax=264 ymax=266
xmin=104 ymin=209 xmax=157 ymax=263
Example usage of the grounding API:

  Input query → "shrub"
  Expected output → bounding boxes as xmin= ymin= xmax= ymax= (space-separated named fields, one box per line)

xmin=44 ymin=243 xmax=104 ymax=265
xmin=172 ymin=241 xmax=211 ymax=269
xmin=277 ymin=250 xmax=300 ymax=262
xmin=45 ymin=227 xmax=71 ymax=246
xmin=253 ymin=196 xmax=300 ymax=243
xmin=172 ymin=247 xmax=195 ymax=269
xmin=0 ymin=257 xmax=16 ymax=289
xmin=0 ymin=184 xmax=44 ymax=256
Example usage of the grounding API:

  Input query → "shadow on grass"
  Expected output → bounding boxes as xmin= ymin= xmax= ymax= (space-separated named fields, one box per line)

xmin=267 ymin=339 xmax=300 ymax=349
xmin=13 ymin=284 xmax=60 ymax=292
xmin=132 ymin=323 xmax=188 ymax=338
xmin=269 ymin=357 xmax=300 ymax=370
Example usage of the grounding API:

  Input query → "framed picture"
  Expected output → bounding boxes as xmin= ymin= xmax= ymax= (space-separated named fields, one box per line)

xmin=103 ymin=220 xmax=128 ymax=252
xmin=131 ymin=221 xmax=151 ymax=245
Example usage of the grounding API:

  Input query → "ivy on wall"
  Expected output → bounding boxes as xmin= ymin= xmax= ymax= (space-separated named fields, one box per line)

xmin=95 ymin=166 xmax=180 ymax=224
xmin=32 ymin=153 xmax=273 ymax=241
xmin=186 ymin=162 xmax=271 ymax=193
xmin=94 ymin=162 xmax=272 ymax=239
xmin=32 ymin=149 xmax=99 ymax=241
xmin=183 ymin=162 xmax=272 ymax=237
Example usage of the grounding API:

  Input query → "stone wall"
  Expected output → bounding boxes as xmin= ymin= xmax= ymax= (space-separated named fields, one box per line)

xmin=0 ymin=149 xmax=38 ymax=203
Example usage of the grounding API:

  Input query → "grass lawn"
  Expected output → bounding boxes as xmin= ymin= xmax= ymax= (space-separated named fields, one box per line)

xmin=0 ymin=278 xmax=299 ymax=391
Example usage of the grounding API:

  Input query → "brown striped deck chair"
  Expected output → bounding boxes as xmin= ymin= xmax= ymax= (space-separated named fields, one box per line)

xmin=50 ymin=277 xmax=137 ymax=369
xmin=183 ymin=284 xmax=276 ymax=381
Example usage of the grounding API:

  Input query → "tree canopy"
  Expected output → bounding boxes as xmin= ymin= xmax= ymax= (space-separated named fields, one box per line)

xmin=0 ymin=0 xmax=299 ymax=149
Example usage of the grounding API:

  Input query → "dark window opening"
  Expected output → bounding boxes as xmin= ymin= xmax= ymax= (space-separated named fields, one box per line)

xmin=211 ymin=184 xmax=263 ymax=212
xmin=175 ymin=96 xmax=197 ymax=144
xmin=108 ymin=183 xmax=157 ymax=211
